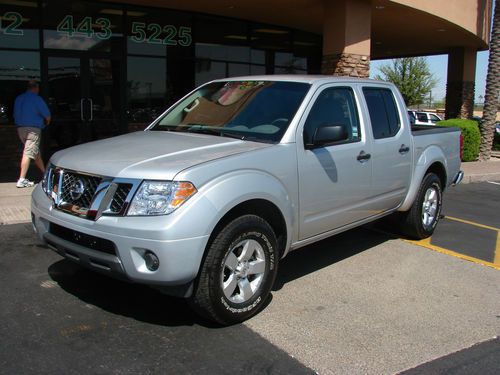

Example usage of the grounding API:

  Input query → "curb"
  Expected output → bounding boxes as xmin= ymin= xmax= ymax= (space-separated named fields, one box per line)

xmin=462 ymin=173 xmax=500 ymax=184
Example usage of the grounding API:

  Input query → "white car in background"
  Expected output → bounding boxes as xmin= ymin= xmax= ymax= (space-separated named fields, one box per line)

xmin=408 ymin=110 xmax=442 ymax=126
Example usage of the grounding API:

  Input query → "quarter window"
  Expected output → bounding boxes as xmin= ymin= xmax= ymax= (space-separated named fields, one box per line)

xmin=303 ymin=87 xmax=360 ymax=146
xmin=363 ymin=88 xmax=401 ymax=139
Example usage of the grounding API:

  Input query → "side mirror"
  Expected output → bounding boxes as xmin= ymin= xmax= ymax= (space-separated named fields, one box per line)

xmin=306 ymin=125 xmax=348 ymax=149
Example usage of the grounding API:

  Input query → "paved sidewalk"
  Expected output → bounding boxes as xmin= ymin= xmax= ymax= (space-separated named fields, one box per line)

xmin=461 ymin=158 xmax=500 ymax=183
xmin=0 ymin=159 xmax=498 ymax=225
xmin=0 ymin=183 xmax=34 ymax=225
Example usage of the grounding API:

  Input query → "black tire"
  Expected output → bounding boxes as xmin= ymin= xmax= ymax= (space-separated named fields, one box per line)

xmin=400 ymin=173 xmax=443 ymax=239
xmin=190 ymin=214 xmax=279 ymax=325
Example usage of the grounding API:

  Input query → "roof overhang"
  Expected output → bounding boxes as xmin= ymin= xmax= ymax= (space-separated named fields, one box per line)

xmin=107 ymin=0 xmax=492 ymax=59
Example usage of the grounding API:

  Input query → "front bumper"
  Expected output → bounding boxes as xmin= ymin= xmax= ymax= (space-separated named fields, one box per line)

xmin=31 ymin=185 xmax=210 ymax=290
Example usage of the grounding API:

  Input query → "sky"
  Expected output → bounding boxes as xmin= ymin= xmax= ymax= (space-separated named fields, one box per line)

xmin=370 ymin=51 xmax=490 ymax=104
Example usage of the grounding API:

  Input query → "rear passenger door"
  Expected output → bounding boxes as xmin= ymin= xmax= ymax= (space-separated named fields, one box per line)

xmin=362 ymin=86 xmax=412 ymax=212
xmin=297 ymin=85 xmax=372 ymax=240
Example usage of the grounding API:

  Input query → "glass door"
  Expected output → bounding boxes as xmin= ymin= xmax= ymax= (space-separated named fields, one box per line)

xmin=45 ymin=54 xmax=122 ymax=156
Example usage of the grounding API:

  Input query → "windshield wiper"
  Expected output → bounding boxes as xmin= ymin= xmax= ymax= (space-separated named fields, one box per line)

xmin=186 ymin=125 xmax=246 ymax=140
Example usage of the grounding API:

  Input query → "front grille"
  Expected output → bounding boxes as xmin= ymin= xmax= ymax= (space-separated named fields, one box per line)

xmin=60 ymin=172 xmax=101 ymax=209
xmin=110 ymin=184 xmax=132 ymax=213
xmin=49 ymin=223 xmax=117 ymax=256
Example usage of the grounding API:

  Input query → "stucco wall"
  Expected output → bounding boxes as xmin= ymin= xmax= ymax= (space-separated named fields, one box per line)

xmin=392 ymin=0 xmax=492 ymax=43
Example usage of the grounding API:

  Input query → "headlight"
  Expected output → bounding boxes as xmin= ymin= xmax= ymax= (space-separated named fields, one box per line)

xmin=127 ymin=180 xmax=197 ymax=216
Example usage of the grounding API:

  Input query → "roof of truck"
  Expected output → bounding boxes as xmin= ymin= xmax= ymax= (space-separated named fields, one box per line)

xmin=212 ymin=75 xmax=391 ymax=86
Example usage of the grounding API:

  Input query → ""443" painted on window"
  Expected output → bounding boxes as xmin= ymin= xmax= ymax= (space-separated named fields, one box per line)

xmin=57 ymin=15 xmax=112 ymax=40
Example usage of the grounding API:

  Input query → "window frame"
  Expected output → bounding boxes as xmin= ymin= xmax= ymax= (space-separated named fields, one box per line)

xmin=301 ymin=85 xmax=362 ymax=148
xmin=362 ymin=87 xmax=402 ymax=140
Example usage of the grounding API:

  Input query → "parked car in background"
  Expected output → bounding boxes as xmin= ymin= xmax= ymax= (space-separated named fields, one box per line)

xmin=408 ymin=110 xmax=442 ymax=126
xmin=495 ymin=122 xmax=500 ymax=134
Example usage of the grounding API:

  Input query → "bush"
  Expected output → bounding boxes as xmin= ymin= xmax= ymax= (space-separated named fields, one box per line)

xmin=436 ymin=119 xmax=480 ymax=161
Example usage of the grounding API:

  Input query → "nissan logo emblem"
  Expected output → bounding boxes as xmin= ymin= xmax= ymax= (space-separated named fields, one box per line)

xmin=69 ymin=179 xmax=85 ymax=200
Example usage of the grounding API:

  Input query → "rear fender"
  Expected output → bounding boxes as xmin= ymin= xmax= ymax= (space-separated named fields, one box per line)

xmin=399 ymin=145 xmax=447 ymax=212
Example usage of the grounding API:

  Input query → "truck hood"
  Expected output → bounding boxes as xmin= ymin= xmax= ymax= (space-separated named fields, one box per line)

xmin=51 ymin=131 xmax=271 ymax=180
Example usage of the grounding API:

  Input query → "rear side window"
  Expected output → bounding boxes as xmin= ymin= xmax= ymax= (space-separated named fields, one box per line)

xmin=362 ymin=88 xmax=401 ymax=139
xmin=430 ymin=114 xmax=440 ymax=123
xmin=417 ymin=112 xmax=428 ymax=122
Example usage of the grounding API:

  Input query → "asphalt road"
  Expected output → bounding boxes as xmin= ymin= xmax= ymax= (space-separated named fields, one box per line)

xmin=1 ymin=182 xmax=499 ymax=374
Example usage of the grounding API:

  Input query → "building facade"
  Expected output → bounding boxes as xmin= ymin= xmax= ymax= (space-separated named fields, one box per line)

xmin=0 ymin=0 xmax=492 ymax=180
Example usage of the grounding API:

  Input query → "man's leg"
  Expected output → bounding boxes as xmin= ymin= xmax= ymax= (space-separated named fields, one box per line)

xmin=34 ymin=153 xmax=45 ymax=174
xmin=19 ymin=154 xmax=31 ymax=180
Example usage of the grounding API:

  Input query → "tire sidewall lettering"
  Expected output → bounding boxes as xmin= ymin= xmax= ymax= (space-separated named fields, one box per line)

xmin=217 ymin=230 xmax=275 ymax=314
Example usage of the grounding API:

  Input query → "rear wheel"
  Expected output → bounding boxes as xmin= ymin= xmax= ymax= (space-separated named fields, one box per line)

xmin=400 ymin=173 xmax=443 ymax=239
xmin=190 ymin=214 xmax=278 ymax=325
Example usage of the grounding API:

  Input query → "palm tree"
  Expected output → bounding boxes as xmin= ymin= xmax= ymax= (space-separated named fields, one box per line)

xmin=479 ymin=0 xmax=499 ymax=160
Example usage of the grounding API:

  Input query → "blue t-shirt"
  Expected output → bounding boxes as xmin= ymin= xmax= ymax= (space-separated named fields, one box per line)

xmin=14 ymin=91 xmax=51 ymax=129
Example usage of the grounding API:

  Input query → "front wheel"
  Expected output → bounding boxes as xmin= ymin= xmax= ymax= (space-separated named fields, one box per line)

xmin=190 ymin=215 xmax=279 ymax=325
xmin=400 ymin=173 xmax=443 ymax=239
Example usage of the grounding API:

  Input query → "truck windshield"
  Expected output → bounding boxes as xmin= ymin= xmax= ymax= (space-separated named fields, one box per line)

xmin=150 ymin=80 xmax=310 ymax=143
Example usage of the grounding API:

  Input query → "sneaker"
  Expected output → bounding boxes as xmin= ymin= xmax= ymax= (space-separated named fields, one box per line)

xmin=16 ymin=178 xmax=35 ymax=188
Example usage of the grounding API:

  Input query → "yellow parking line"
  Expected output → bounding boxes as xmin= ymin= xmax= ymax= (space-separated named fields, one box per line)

xmin=444 ymin=216 xmax=499 ymax=232
xmin=495 ymin=232 xmax=500 ymax=266
xmin=406 ymin=237 xmax=500 ymax=270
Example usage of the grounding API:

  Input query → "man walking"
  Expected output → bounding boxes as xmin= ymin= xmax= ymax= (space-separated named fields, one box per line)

xmin=14 ymin=80 xmax=51 ymax=188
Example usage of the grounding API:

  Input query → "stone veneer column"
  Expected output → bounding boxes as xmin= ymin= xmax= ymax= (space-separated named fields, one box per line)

xmin=445 ymin=47 xmax=477 ymax=119
xmin=322 ymin=53 xmax=370 ymax=78
xmin=322 ymin=0 xmax=371 ymax=78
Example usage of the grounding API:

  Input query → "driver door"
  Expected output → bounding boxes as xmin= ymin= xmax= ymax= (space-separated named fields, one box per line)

xmin=297 ymin=85 xmax=373 ymax=240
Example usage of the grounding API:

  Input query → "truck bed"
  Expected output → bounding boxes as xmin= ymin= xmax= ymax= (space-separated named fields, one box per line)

xmin=411 ymin=125 xmax=459 ymax=136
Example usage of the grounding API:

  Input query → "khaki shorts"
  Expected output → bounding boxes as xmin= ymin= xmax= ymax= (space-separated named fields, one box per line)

xmin=17 ymin=127 xmax=41 ymax=160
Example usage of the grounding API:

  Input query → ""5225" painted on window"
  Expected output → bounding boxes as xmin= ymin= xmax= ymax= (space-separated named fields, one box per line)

xmin=130 ymin=22 xmax=192 ymax=46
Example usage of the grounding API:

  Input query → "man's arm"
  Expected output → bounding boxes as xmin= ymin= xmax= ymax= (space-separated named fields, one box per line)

xmin=37 ymin=96 xmax=51 ymax=126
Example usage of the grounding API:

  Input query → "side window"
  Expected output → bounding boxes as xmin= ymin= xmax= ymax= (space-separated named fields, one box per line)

xmin=416 ymin=112 xmax=428 ymax=122
xmin=363 ymin=87 xmax=401 ymax=139
xmin=430 ymin=114 xmax=440 ymax=123
xmin=303 ymin=87 xmax=360 ymax=146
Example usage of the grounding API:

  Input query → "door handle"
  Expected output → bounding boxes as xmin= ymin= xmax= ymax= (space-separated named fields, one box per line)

xmin=81 ymin=98 xmax=92 ymax=121
xmin=399 ymin=144 xmax=410 ymax=154
xmin=88 ymin=98 xmax=93 ymax=122
xmin=357 ymin=151 xmax=371 ymax=162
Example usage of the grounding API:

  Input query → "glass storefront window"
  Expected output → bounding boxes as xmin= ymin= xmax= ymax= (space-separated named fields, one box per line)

xmin=228 ymin=63 xmax=250 ymax=77
xmin=42 ymin=1 xmax=123 ymax=52
xmin=127 ymin=56 xmax=167 ymax=129
xmin=0 ymin=0 xmax=39 ymax=49
xmin=195 ymin=60 xmax=225 ymax=86
xmin=0 ymin=51 xmax=40 ymax=125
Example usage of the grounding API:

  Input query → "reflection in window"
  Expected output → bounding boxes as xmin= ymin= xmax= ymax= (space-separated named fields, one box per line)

xmin=0 ymin=51 xmax=40 ymax=125
xmin=0 ymin=1 xmax=39 ymax=49
xmin=41 ymin=1 xmax=123 ymax=52
xmin=195 ymin=60 xmax=225 ymax=86
xmin=196 ymin=43 xmax=250 ymax=63
xmin=127 ymin=56 xmax=167 ymax=129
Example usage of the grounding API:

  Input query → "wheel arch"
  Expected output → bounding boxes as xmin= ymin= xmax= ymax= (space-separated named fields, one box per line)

xmin=425 ymin=162 xmax=447 ymax=191
xmin=207 ymin=199 xmax=288 ymax=260
xmin=399 ymin=146 xmax=448 ymax=212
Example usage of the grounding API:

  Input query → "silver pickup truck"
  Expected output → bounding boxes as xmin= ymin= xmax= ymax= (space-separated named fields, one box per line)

xmin=31 ymin=76 xmax=463 ymax=325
